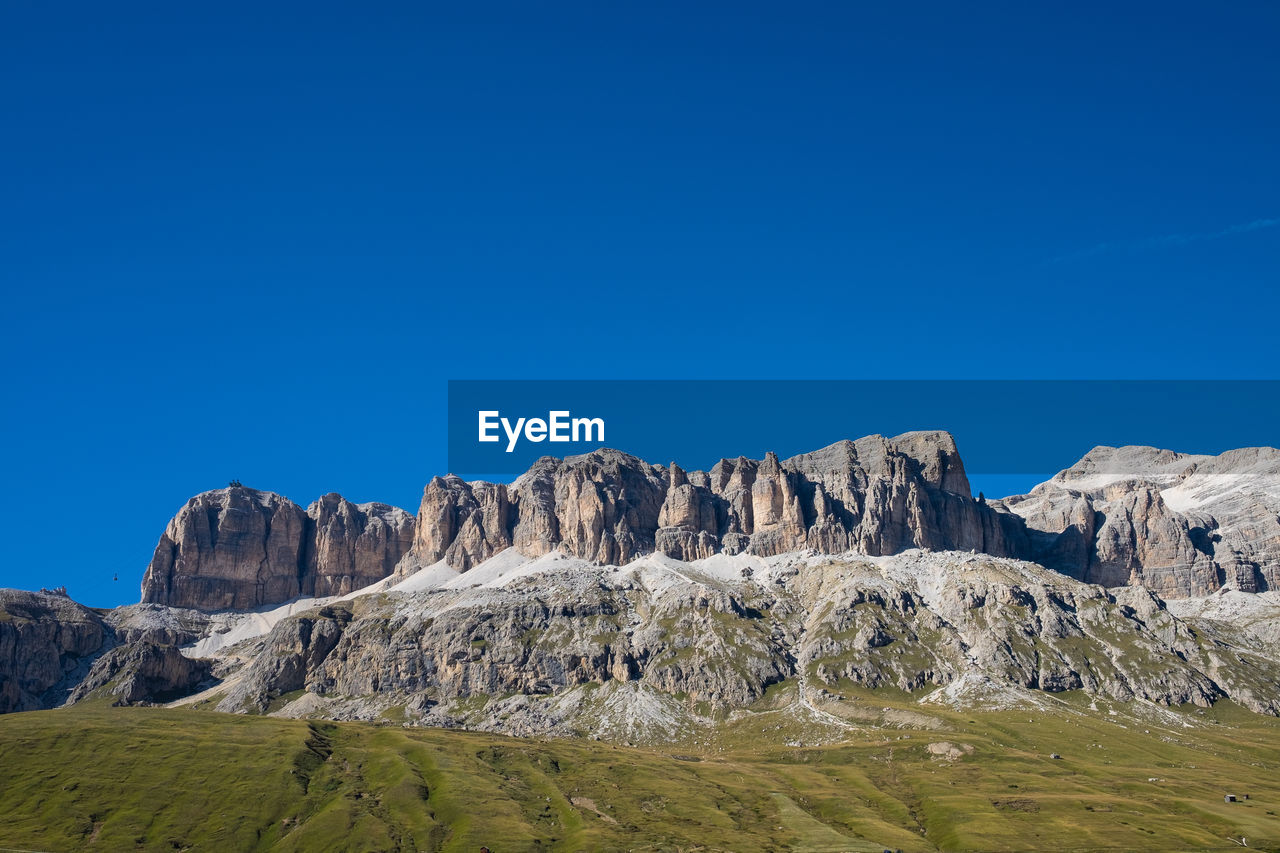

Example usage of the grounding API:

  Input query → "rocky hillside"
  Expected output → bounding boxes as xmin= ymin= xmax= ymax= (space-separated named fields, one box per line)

xmin=0 ymin=590 xmax=220 ymax=713
xmin=206 ymin=549 xmax=1280 ymax=741
xmin=67 ymin=641 xmax=212 ymax=706
xmin=0 ymin=589 xmax=110 ymax=713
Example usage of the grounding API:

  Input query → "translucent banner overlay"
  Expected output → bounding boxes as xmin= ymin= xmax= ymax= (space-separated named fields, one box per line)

xmin=447 ymin=380 xmax=1280 ymax=486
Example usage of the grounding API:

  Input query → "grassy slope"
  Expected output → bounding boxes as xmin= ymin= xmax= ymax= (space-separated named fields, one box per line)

xmin=2 ymin=694 xmax=1280 ymax=852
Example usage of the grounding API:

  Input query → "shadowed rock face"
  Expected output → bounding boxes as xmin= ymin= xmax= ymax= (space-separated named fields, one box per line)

xmin=0 ymin=589 xmax=110 ymax=713
xmin=399 ymin=432 xmax=1026 ymax=573
xmin=67 ymin=641 xmax=212 ymax=706
xmin=140 ymin=487 xmax=413 ymax=611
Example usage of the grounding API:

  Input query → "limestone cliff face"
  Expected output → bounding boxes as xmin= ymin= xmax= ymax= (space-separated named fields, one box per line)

xmin=304 ymin=495 xmax=414 ymax=596
xmin=0 ymin=590 xmax=110 ymax=713
xmin=141 ymin=487 xmax=414 ymax=611
xmin=544 ymin=450 xmax=666 ymax=564
xmin=777 ymin=433 xmax=1018 ymax=558
xmin=399 ymin=432 xmax=1023 ymax=573
xmin=138 ymin=436 xmax=1280 ymax=611
xmin=399 ymin=477 xmax=511 ymax=575
xmin=655 ymin=463 xmax=721 ymax=561
xmin=401 ymin=451 xmax=670 ymax=572
xmin=393 ymin=434 xmax=1280 ymax=603
xmin=1089 ymin=485 xmax=1216 ymax=595
xmin=1001 ymin=445 xmax=1280 ymax=597
xmin=141 ymin=488 xmax=307 ymax=610
xmin=217 ymin=603 xmax=353 ymax=712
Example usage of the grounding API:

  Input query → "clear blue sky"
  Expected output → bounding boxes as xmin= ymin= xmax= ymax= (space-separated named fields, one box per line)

xmin=2 ymin=1 xmax=1277 ymax=607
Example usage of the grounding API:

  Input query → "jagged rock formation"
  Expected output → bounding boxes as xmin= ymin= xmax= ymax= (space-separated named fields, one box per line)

xmin=141 ymin=487 xmax=413 ymax=611
xmin=0 ymin=589 xmax=111 ymax=713
xmin=399 ymin=432 xmax=1024 ymax=576
xmin=138 ymin=436 xmax=1280 ymax=612
xmin=67 ymin=641 xmax=212 ymax=706
xmin=401 ymin=477 xmax=512 ymax=574
xmin=0 ymin=594 xmax=214 ymax=712
xmin=304 ymin=494 xmax=415 ymax=597
xmin=1000 ymin=445 xmax=1280 ymax=597
xmin=394 ymin=436 xmax=1280 ymax=603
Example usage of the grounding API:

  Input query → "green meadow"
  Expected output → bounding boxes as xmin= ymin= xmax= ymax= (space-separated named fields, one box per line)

xmin=2 ymin=691 xmax=1279 ymax=852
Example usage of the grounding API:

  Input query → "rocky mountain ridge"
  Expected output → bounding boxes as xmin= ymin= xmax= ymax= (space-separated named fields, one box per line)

xmin=401 ymin=432 xmax=1017 ymax=577
xmin=138 ymin=433 xmax=1280 ymax=612
xmin=6 ymin=431 xmax=1280 ymax=733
